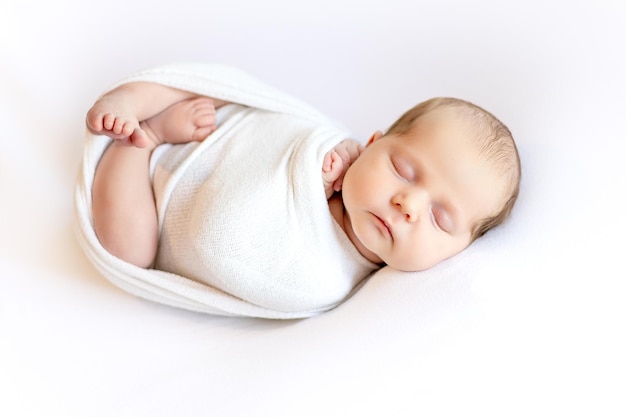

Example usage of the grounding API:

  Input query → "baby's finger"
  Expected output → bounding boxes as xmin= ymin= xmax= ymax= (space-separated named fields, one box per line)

xmin=322 ymin=152 xmax=333 ymax=172
xmin=348 ymin=143 xmax=364 ymax=158
xmin=333 ymin=177 xmax=343 ymax=191
xmin=323 ymin=150 xmax=340 ymax=173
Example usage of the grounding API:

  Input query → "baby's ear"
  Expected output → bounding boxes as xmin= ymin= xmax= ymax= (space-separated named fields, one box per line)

xmin=366 ymin=130 xmax=384 ymax=146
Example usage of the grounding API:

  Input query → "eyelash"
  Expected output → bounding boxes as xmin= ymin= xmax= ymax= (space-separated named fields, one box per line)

xmin=431 ymin=208 xmax=442 ymax=230
xmin=391 ymin=157 xmax=413 ymax=181
xmin=431 ymin=207 xmax=449 ymax=233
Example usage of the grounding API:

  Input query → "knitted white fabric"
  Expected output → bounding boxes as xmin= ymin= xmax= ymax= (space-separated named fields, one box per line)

xmin=75 ymin=63 xmax=377 ymax=318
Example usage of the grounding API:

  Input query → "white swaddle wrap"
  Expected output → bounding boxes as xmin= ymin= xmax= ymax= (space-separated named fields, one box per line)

xmin=75 ymin=63 xmax=378 ymax=319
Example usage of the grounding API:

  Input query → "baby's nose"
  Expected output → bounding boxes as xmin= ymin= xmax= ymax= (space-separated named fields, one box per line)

xmin=392 ymin=189 xmax=428 ymax=222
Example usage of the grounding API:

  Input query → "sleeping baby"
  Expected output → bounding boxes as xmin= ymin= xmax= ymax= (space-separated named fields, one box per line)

xmin=78 ymin=63 xmax=520 ymax=318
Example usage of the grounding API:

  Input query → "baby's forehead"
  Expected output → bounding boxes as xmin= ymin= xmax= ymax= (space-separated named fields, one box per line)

xmin=420 ymin=107 xmax=509 ymax=168
xmin=413 ymin=105 xmax=474 ymax=132
xmin=406 ymin=108 xmax=483 ymax=151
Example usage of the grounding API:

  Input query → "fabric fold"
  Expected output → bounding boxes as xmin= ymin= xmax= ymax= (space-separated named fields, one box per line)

xmin=75 ymin=63 xmax=377 ymax=319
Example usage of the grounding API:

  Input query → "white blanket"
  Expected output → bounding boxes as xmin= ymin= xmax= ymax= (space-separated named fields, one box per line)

xmin=74 ymin=63 xmax=378 ymax=319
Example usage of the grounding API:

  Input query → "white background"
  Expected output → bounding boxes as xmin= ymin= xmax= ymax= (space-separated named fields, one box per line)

xmin=1 ymin=0 xmax=625 ymax=416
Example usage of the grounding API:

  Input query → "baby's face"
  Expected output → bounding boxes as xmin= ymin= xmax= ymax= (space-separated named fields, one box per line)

xmin=341 ymin=108 xmax=506 ymax=271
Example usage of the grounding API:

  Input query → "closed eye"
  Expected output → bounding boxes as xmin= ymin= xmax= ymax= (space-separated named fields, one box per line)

xmin=391 ymin=156 xmax=414 ymax=181
xmin=431 ymin=205 xmax=453 ymax=233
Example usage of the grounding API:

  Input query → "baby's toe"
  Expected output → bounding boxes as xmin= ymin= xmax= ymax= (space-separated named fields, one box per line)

xmin=121 ymin=122 xmax=135 ymax=137
xmin=192 ymin=97 xmax=216 ymax=111
xmin=130 ymin=129 xmax=151 ymax=148
xmin=103 ymin=114 xmax=117 ymax=130
xmin=191 ymin=125 xmax=216 ymax=142
xmin=195 ymin=114 xmax=216 ymax=128
xmin=113 ymin=117 xmax=127 ymax=134
xmin=86 ymin=112 xmax=103 ymax=132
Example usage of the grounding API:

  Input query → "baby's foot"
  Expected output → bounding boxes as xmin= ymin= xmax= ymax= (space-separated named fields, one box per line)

xmin=86 ymin=95 xmax=152 ymax=148
xmin=142 ymin=97 xmax=217 ymax=145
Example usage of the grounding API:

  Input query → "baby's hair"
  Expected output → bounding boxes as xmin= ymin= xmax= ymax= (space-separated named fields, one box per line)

xmin=386 ymin=97 xmax=521 ymax=241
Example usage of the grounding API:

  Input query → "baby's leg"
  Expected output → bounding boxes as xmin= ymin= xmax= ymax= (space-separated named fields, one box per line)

xmin=92 ymin=142 xmax=158 ymax=268
xmin=91 ymin=98 xmax=216 ymax=267
xmin=141 ymin=97 xmax=218 ymax=145
xmin=86 ymin=82 xmax=202 ymax=148
xmin=90 ymin=85 xmax=227 ymax=267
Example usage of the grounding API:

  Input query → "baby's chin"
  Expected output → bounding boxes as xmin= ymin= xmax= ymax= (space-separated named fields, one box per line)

xmin=386 ymin=241 xmax=474 ymax=272
xmin=382 ymin=255 xmax=442 ymax=273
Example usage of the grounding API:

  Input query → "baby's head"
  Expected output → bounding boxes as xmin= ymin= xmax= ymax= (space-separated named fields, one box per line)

xmin=341 ymin=97 xmax=521 ymax=271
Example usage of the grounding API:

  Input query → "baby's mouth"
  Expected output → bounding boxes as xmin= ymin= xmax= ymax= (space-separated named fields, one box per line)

xmin=374 ymin=214 xmax=393 ymax=240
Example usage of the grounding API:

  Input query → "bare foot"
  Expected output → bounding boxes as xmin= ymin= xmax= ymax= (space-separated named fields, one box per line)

xmin=142 ymin=97 xmax=217 ymax=146
xmin=86 ymin=95 xmax=153 ymax=148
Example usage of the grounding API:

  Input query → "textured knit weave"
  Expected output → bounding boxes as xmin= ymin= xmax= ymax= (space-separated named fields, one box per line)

xmin=75 ymin=63 xmax=378 ymax=318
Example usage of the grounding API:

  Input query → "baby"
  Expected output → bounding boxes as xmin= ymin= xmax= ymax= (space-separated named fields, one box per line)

xmin=87 ymin=81 xmax=520 ymax=274
xmin=86 ymin=73 xmax=520 ymax=317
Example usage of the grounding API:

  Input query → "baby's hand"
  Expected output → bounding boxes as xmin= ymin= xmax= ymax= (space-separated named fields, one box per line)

xmin=322 ymin=139 xmax=365 ymax=199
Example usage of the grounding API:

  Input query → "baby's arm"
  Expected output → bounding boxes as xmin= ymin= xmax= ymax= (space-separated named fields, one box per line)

xmin=322 ymin=139 xmax=365 ymax=199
